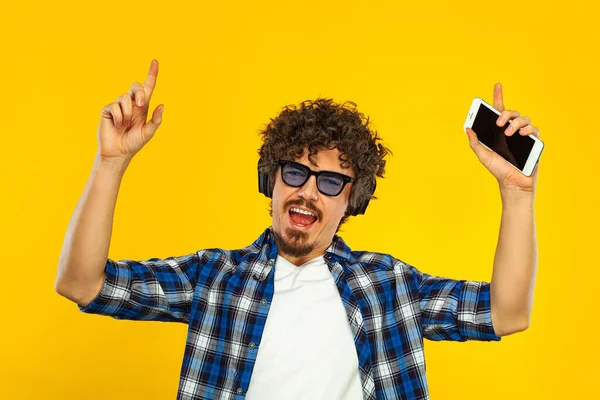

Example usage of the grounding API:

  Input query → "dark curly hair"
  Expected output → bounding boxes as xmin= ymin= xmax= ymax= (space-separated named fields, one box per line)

xmin=258 ymin=98 xmax=391 ymax=229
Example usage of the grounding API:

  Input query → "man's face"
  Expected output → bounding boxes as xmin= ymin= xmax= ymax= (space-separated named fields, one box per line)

xmin=271 ymin=147 xmax=354 ymax=263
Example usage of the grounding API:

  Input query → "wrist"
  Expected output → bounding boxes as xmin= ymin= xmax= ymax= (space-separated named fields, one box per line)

xmin=94 ymin=153 xmax=131 ymax=175
xmin=499 ymin=185 xmax=535 ymax=207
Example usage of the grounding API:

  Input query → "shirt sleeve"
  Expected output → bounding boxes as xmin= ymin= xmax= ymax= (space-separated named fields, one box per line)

xmin=408 ymin=264 xmax=502 ymax=342
xmin=77 ymin=252 xmax=201 ymax=324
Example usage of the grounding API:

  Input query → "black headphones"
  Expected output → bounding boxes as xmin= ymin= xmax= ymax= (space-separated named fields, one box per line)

xmin=257 ymin=158 xmax=376 ymax=216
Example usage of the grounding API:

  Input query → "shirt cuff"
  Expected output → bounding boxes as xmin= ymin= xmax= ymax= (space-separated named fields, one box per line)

xmin=77 ymin=259 xmax=123 ymax=315
xmin=458 ymin=281 xmax=502 ymax=341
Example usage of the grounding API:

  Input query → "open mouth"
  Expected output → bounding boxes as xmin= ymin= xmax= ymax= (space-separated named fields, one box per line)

xmin=288 ymin=207 xmax=318 ymax=228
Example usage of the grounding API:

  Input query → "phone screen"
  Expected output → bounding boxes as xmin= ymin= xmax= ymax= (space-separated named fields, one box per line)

xmin=472 ymin=103 xmax=536 ymax=171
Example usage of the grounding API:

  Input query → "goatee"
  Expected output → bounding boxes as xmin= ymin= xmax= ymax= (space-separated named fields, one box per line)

xmin=273 ymin=228 xmax=315 ymax=258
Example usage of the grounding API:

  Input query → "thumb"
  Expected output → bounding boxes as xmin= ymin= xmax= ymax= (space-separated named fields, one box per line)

xmin=466 ymin=127 xmax=491 ymax=163
xmin=142 ymin=104 xmax=164 ymax=139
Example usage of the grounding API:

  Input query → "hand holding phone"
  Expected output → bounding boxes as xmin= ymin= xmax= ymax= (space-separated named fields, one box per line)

xmin=463 ymin=85 xmax=544 ymax=181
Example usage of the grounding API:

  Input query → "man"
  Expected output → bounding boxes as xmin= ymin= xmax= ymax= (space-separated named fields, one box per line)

xmin=55 ymin=60 xmax=539 ymax=400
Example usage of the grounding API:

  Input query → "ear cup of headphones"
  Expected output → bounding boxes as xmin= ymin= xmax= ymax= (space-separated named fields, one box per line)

xmin=258 ymin=158 xmax=273 ymax=198
xmin=349 ymin=179 xmax=376 ymax=216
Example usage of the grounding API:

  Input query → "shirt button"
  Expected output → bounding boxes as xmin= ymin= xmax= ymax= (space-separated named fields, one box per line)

xmin=236 ymin=388 xmax=243 ymax=395
xmin=267 ymin=259 xmax=274 ymax=267
xmin=260 ymin=299 xmax=267 ymax=306
xmin=249 ymin=342 xmax=256 ymax=349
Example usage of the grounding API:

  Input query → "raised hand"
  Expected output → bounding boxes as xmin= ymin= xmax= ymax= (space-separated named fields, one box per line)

xmin=97 ymin=60 xmax=164 ymax=163
xmin=465 ymin=83 xmax=540 ymax=194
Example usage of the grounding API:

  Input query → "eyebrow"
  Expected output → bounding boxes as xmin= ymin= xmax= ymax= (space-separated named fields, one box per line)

xmin=293 ymin=161 xmax=354 ymax=178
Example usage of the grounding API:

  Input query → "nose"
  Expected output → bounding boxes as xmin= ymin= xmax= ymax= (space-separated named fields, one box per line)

xmin=298 ymin=175 xmax=319 ymax=201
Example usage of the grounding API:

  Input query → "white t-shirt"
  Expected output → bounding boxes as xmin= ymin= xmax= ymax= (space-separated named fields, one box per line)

xmin=245 ymin=254 xmax=363 ymax=400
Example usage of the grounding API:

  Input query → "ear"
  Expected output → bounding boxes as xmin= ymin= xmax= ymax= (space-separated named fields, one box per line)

xmin=344 ymin=182 xmax=358 ymax=216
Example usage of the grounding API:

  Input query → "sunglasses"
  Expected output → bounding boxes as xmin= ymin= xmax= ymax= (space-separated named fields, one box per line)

xmin=278 ymin=159 xmax=354 ymax=197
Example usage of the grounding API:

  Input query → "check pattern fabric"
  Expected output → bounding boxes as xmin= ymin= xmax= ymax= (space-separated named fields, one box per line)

xmin=78 ymin=226 xmax=501 ymax=399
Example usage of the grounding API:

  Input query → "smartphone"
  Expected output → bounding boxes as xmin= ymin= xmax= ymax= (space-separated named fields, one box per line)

xmin=463 ymin=97 xmax=544 ymax=177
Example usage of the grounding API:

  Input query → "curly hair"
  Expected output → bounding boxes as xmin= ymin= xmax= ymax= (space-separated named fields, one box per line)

xmin=258 ymin=98 xmax=391 ymax=229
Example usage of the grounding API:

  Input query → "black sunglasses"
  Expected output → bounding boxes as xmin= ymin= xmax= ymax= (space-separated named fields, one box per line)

xmin=278 ymin=160 xmax=354 ymax=197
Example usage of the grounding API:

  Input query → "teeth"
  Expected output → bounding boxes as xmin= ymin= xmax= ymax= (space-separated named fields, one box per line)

xmin=290 ymin=207 xmax=316 ymax=218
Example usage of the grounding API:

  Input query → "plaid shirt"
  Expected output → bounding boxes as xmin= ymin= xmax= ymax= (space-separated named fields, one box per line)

xmin=78 ymin=226 xmax=501 ymax=399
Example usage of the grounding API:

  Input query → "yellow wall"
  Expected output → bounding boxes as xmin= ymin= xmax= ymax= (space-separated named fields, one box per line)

xmin=1 ymin=0 xmax=597 ymax=398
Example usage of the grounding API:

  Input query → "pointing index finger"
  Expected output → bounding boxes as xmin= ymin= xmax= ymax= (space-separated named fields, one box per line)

xmin=493 ymin=82 xmax=504 ymax=112
xmin=144 ymin=59 xmax=159 ymax=92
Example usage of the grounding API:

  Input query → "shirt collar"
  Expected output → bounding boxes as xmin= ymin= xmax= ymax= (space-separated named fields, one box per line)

xmin=248 ymin=226 xmax=354 ymax=281
xmin=253 ymin=226 xmax=353 ymax=263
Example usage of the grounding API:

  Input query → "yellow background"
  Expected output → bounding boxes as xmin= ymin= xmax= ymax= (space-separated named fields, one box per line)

xmin=1 ymin=0 xmax=597 ymax=398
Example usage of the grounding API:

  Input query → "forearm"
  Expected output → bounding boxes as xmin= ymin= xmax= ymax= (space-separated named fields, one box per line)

xmin=55 ymin=153 xmax=130 ymax=303
xmin=490 ymin=186 xmax=538 ymax=334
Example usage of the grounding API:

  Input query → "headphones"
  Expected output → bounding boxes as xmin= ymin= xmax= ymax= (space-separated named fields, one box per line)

xmin=257 ymin=158 xmax=376 ymax=216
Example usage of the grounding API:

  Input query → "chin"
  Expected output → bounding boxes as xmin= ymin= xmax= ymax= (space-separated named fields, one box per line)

xmin=273 ymin=225 xmax=317 ymax=258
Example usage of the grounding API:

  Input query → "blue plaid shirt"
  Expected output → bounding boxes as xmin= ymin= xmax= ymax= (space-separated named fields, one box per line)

xmin=78 ymin=226 xmax=501 ymax=399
